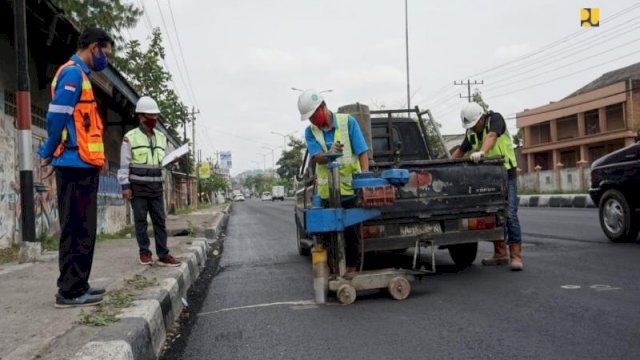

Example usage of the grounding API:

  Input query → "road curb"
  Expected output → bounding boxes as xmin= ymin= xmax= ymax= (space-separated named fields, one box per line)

xmin=70 ymin=210 xmax=229 ymax=360
xmin=518 ymin=194 xmax=595 ymax=208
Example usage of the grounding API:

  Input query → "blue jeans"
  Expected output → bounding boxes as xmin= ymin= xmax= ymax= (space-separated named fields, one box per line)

xmin=505 ymin=173 xmax=522 ymax=244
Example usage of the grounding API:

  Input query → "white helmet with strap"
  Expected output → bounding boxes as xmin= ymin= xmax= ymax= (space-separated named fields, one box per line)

xmin=460 ymin=102 xmax=484 ymax=129
xmin=297 ymin=89 xmax=324 ymax=121
xmin=136 ymin=96 xmax=161 ymax=114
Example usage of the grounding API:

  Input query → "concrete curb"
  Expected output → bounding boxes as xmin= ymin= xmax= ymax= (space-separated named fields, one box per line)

xmin=70 ymin=207 xmax=230 ymax=360
xmin=518 ymin=194 xmax=595 ymax=208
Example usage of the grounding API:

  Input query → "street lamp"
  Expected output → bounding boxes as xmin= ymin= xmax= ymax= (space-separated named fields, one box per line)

xmin=256 ymin=152 xmax=268 ymax=171
xmin=262 ymin=146 xmax=282 ymax=174
xmin=271 ymin=131 xmax=296 ymax=149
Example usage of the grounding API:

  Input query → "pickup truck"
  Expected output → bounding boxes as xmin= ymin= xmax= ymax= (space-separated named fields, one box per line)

xmin=589 ymin=134 xmax=640 ymax=243
xmin=294 ymin=107 xmax=508 ymax=268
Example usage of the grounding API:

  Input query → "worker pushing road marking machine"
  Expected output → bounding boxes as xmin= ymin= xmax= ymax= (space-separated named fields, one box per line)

xmin=304 ymin=152 xmax=432 ymax=305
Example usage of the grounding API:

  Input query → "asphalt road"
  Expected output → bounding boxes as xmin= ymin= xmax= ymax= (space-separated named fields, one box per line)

xmin=165 ymin=200 xmax=640 ymax=360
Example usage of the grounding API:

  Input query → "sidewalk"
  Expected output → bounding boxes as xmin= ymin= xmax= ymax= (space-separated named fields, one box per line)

xmin=0 ymin=203 xmax=230 ymax=360
xmin=518 ymin=194 xmax=595 ymax=208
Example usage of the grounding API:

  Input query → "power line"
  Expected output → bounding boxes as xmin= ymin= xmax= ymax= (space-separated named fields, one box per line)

xmin=454 ymin=79 xmax=484 ymax=102
xmin=485 ymin=48 xmax=640 ymax=100
xmin=166 ymin=0 xmax=200 ymax=109
xmin=463 ymin=2 xmax=640 ymax=79
xmin=482 ymin=20 xmax=640 ymax=91
xmin=153 ymin=0 xmax=196 ymax=107
xmin=483 ymin=36 xmax=640 ymax=93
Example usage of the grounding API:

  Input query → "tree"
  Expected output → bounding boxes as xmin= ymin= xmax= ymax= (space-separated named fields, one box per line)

xmin=114 ymin=28 xmax=188 ymax=142
xmin=512 ymin=128 xmax=524 ymax=147
xmin=52 ymin=0 xmax=142 ymax=51
xmin=275 ymin=137 xmax=306 ymax=193
xmin=472 ymin=89 xmax=490 ymax=112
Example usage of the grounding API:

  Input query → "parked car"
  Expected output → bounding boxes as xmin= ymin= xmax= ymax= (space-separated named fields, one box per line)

xmin=233 ymin=193 xmax=245 ymax=202
xmin=261 ymin=192 xmax=272 ymax=201
xmin=589 ymin=134 xmax=640 ymax=243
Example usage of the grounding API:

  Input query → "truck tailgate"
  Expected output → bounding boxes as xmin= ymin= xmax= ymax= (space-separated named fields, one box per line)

xmin=378 ymin=158 xmax=508 ymax=219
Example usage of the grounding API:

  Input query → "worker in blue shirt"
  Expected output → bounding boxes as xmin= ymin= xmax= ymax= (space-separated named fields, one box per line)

xmin=38 ymin=28 xmax=113 ymax=308
xmin=298 ymin=89 xmax=369 ymax=273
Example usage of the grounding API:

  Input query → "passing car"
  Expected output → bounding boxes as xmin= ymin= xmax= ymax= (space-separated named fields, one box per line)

xmin=233 ymin=193 xmax=245 ymax=202
xmin=261 ymin=192 xmax=272 ymax=201
xmin=589 ymin=134 xmax=640 ymax=243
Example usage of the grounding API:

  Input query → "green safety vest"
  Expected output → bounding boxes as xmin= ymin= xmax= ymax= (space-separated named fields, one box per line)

xmin=126 ymin=127 xmax=167 ymax=196
xmin=466 ymin=117 xmax=517 ymax=170
xmin=310 ymin=113 xmax=361 ymax=199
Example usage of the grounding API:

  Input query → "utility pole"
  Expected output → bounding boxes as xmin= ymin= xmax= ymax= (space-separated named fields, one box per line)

xmin=404 ymin=0 xmax=411 ymax=118
xmin=182 ymin=117 xmax=190 ymax=207
xmin=190 ymin=107 xmax=199 ymax=207
xmin=14 ymin=0 xmax=38 ymax=262
xmin=454 ymin=79 xmax=484 ymax=102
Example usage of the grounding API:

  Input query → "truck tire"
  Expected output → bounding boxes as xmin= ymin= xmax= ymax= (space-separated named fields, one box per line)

xmin=448 ymin=242 xmax=478 ymax=268
xmin=296 ymin=222 xmax=311 ymax=256
xmin=599 ymin=189 xmax=639 ymax=243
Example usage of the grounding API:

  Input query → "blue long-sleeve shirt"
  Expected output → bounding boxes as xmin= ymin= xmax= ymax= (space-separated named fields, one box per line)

xmin=38 ymin=54 xmax=93 ymax=168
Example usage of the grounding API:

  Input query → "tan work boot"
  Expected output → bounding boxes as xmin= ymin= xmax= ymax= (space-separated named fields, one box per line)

xmin=481 ymin=240 xmax=509 ymax=266
xmin=509 ymin=243 xmax=523 ymax=271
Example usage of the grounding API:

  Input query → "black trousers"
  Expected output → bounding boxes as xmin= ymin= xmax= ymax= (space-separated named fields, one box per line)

xmin=55 ymin=166 xmax=99 ymax=298
xmin=131 ymin=195 xmax=169 ymax=257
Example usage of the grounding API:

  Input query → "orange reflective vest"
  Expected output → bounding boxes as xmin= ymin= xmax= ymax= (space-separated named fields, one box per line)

xmin=51 ymin=60 xmax=105 ymax=167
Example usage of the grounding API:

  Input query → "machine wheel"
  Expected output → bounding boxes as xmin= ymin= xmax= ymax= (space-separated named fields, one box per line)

xmin=599 ymin=189 xmax=639 ymax=243
xmin=336 ymin=284 xmax=357 ymax=305
xmin=388 ymin=277 xmax=411 ymax=300
xmin=296 ymin=222 xmax=310 ymax=256
xmin=448 ymin=242 xmax=478 ymax=268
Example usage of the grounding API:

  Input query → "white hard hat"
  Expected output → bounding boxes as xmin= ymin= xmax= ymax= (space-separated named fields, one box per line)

xmin=136 ymin=96 xmax=161 ymax=114
xmin=460 ymin=102 xmax=484 ymax=129
xmin=297 ymin=89 xmax=324 ymax=121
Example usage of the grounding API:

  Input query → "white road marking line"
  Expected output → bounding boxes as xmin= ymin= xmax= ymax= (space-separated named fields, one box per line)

xmin=198 ymin=300 xmax=318 ymax=316
xmin=561 ymin=285 xmax=581 ymax=289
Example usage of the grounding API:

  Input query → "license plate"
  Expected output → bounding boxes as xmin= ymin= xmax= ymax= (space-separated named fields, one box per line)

xmin=400 ymin=222 xmax=442 ymax=236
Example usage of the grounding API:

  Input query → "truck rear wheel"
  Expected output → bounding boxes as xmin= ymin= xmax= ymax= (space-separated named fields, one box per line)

xmin=448 ymin=242 xmax=478 ymax=268
xmin=296 ymin=222 xmax=311 ymax=256
xmin=599 ymin=189 xmax=639 ymax=243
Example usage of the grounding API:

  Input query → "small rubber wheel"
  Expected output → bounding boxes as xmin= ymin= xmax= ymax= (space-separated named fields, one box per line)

xmin=388 ymin=277 xmax=411 ymax=300
xmin=336 ymin=284 xmax=357 ymax=305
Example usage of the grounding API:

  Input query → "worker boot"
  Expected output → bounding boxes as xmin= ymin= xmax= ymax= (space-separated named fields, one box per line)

xmin=509 ymin=243 xmax=523 ymax=271
xmin=481 ymin=240 xmax=509 ymax=266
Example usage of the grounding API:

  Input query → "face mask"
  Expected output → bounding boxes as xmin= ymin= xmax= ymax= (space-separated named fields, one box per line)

xmin=142 ymin=116 xmax=157 ymax=129
xmin=310 ymin=107 xmax=326 ymax=128
xmin=91 ymin=47 xmax=108 ymax=71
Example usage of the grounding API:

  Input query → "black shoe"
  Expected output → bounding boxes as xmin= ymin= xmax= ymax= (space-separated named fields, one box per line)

xmin=55 ymin=293 xmax=104 ymax=308
xmin=87 ymin=287 xmax=106 ymax=296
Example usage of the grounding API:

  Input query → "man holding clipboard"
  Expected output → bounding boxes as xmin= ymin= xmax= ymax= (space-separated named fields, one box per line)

xmin=117 ymin=96 xmax=182 ymax=266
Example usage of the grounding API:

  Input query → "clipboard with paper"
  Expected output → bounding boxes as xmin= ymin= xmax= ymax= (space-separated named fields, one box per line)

xmin=162 ymin=143 xmax=189 ymax=167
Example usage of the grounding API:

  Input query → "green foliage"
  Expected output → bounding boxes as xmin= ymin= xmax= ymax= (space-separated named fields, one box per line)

xmin=186 ymin=220 xmax=195 ymax=237
xmin=276 ymin=137 xmax=305 ymax=182
xmin=126 ymin=274 xmax=158 ymax=290
xmin=244 ymin=174 xmax=278 ymax=194
xmin=96 ymin=224 xmax=134 ymax=242
xmin=52 ymin=0 xmax=142 ymax=49
xmin=113 ymin=28 xmax=188 ymax=142
xmin=79 ymin=307 xmax=119 ymax=327
xmin=472 ymin=89 xmax=490 ymax=112
xmin=110 ymin=290 xmax=135 ymax=309
xmin=0 ymin=244 xmax=19 ymax=265
xmin=512 ymin=128 xmax=524 ymax=147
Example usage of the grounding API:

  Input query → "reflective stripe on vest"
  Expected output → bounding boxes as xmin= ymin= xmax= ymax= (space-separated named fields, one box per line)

xmin=126 ymin=127 xmax=167 ymax=182
xmin=466 ymin=119 xmax=517 ymax=170
xmin=310 ymin=113 xmax=361 ymax=199
xmin=51 ymin=60 xmax=105 ymax=167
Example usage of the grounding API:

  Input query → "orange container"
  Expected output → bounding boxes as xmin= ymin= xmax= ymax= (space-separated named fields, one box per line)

xmin=359 ymin=185 xmax=396 ymax=208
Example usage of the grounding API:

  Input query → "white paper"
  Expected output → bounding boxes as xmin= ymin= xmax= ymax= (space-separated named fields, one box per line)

xmin=162 ymin=143 xmax=189 ymax=167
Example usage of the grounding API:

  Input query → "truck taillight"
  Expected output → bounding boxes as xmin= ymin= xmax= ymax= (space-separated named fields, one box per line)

xmin=361 ymin=225 xmax=386 ymax=239
xmin=462 ymin=216 xmax=495 ymax=230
